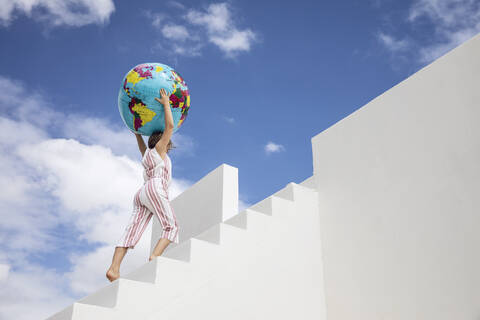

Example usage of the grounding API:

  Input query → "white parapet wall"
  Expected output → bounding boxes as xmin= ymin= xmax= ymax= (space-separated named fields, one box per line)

xmin=151 ymin=163 xmax=238 ymax=254
xmin=311 ymin=33 xmax=480 ymax=319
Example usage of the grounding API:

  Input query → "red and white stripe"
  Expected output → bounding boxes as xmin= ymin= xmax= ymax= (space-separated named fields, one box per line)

xmin=115 ymin=148 xmax=179 ymax=249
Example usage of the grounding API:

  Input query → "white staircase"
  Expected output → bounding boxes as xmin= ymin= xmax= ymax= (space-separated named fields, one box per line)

xmin=47 ymin=33 xmax=480 ymax=319
xmin=46 ymin=181 xmax=326 ymax=320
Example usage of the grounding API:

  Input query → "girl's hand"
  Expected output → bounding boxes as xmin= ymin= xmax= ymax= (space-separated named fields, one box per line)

xmin=155 ymin=88 xmax=170 ymax=106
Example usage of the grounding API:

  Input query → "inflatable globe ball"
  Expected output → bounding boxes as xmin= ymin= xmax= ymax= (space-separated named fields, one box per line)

xmin=118 ymin=62 xmax=191 ymax=135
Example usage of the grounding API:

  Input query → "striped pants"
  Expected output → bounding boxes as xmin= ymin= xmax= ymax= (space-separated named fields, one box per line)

xmin=116 ymin=178 xmax=179 ymax=249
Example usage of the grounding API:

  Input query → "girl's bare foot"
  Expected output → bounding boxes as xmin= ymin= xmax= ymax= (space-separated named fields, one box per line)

xmin=106 ymin=268 xmax=120 ymax=282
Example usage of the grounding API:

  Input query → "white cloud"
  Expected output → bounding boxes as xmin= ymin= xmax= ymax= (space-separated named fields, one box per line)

xmin=264 ymin=141 xmax=286 ymax=154
xmin=185 ymin=3 xmax=258 ymax=57
xmin=162 ymin=23 xmax=190 ymax=41
xmin=66 ymin=244 xmax=152 ymax=295
xmin=0 ymin=117 xmax=59 ymax=256
xmin=164 ymin=40 xmax=205 ymax=57
xmin=409 ymin=0 xmax=480 ymax=63
xmin=223 ymin=116 xmax=235 ymax=124
xmin=168 ymin=0 xmax=186 ymax=10
xmin=170 ymin=176 xmax=194 ymax=199
xmin=0 ymin=0 xmax=115 ymax=28
xmin=0 ymin=264 xmax=10 ymax=281
xmin=0 ymin=75 xmax=194 ymax=318
xmin=61 ymin=115 xmax=136 ymax=158
xmin=171 ymin=42 xmax=204 ymax=57
xmin=377 ymin=32 xmax=410 ymax=52
xmin=170 ymin=131 xmax=196 ymax=157
xmin=145 ymin=11 xmax=167 ymax=28
xmin=0 ymin=265 xmax=73 ymax=320
xmin=408 ymin=0 xmax=479 ymax=26
xmin=17 ymin=139 xmax=142 ymax=215
xmin=148 ymin=2 xmax=259 ymax=58
xmin=186 ymin=2 xmax=231 ymax=33
xmin=238 ymin=194 xmax=251 ymax=214
xmin=209 ymin=29 xmax=257 ymax=55
xmin=377 ymin=0 xmax=480 ymax=64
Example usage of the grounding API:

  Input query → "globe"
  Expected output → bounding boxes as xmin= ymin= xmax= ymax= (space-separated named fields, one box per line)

xmin=118 ymin=62 xmax=191 ymax=135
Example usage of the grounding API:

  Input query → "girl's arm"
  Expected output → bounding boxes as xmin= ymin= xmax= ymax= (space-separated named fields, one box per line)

xmin=134 ymin=133 xmax=147 ymax=156
xmin=154 ymin=88 xmax=174 ymax=159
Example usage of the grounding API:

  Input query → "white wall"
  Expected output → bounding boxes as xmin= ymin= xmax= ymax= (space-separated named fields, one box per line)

xmin=311 ymin=33 xmax=480 ymax=319
xmin=150 ymin=163 xmax=238 ymax=253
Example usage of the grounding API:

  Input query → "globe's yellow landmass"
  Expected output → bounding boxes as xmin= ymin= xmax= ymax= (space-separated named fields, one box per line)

xmin=155 ymin=66 xmax=163 ymax=73
xmin=131 ymin=102 xmax=156 ymax=126
xmin=126 ymin=71 xmax=145 ymax=87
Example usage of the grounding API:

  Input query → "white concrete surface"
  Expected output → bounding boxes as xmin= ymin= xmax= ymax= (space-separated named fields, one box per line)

xmin=46 ymin=184 xmax=326 ymax=320
xmin=151 ymin=163 xmax=238 ymax=255
xmin=145 ymin=184 xmax=326 ymax=320
xmin=311 ymin=33 xmax=480 ymax=319
xmin=46 ymin=30 xmax=480 ymax=320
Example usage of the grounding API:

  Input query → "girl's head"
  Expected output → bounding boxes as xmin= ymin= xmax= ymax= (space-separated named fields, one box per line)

xmin=148 ymin=130 xmax=175 ymax=152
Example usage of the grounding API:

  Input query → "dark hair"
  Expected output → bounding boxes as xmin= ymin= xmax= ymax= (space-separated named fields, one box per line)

xmin=148 ymin=130 xmax=175 ymax=152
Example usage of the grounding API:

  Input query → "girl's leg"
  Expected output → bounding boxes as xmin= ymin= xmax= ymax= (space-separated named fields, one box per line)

xmin=149 ymin=238 xmax=171 ymax=261
xmin=106 ymin=247 xmax=128 ymax=282
xmin=144 ymin=181 xmax=179 ymax=260
xmin=107 ymin=189 xmax=152 ymax=282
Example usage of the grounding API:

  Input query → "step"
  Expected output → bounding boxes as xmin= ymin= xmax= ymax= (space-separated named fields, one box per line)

xmin=83 ymin=264 xmax=223 ymax=318
xmin=288 ymin=183 xmax=320 ymax=219
xmin=272 ymin=183 xmax=319 ymax=219
xmin=113 ymin=278 xmax=181 ymax=315
xmin=76 ymin=280 xmax=119 ymax=308
xmin=123 ymin=255 xmax=190 ymax=284
xmin=194 ymin=220 xmax=252 ymax=245
xmin=248 ymin=195 xmax=295 ymax=218
xmin=162 ymin=237 xmax=223 ymax=263
xmin=272 ymin=183 xmax=295 ymax=201
xmin=46 ymin=302 xmax=118 ymax=320
xmin=75 ymin=278 xmax=157 ymax=311
xmin=185 ymin=215 xmax=287 ymax=282
xmin=121 ymin=262 xmax=220 ymax=317
xmin=290 ymin=181 xmax=318 ymax=197
xmin=194 ymin=221 xmax=261 ymax=256
xmin=162 ymin=238 xmax=192 ymax=262
xmin=223 ymin=208 xmax=299 ymax=252
xmin=223 ymin=209 xmax=278 ymax=235
xmin=275 ymin=182 xmax=318 ymax=201
xmin=298 ymin=175 xmax=316 ymax=190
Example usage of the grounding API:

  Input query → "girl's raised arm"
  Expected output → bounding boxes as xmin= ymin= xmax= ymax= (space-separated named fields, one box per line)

xmin=134 ymin=132 xmax=147 ymax=157
xmin=154 ymin=88 xmax=174 ymax=158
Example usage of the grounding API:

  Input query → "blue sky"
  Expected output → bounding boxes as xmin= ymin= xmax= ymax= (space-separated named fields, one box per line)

xmin=1 ymin=0 xmax=479 ymax=318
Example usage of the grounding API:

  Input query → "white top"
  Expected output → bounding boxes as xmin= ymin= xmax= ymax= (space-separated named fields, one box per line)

xmin=141 ymin=147 xmax=172 ymax=190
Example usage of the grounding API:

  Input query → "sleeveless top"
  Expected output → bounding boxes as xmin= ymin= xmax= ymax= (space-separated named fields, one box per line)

xmin=142 ymin=147 xmax=172 ymax=192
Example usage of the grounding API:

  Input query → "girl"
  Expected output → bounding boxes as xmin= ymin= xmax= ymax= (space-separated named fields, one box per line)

xmin=106 ymin=88 xmax=179 ymax=282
